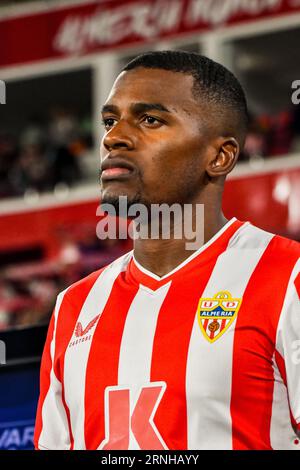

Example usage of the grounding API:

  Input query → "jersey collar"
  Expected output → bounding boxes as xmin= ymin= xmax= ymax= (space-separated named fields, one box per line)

xmin=128 ymin=218 xmax=246 ymax=290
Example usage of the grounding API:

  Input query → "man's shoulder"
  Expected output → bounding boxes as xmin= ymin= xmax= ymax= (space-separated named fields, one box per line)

xmin=233 ymin=221 xmax=300 ymax=258
xmin=270 ymin=232 xmax=300 ymax=258
xmin=61 ymin=250 xmax=133 ymax=306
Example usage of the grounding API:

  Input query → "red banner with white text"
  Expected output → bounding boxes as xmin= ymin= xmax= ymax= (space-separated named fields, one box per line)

xmin=1 ymin=0 xmax=300 ymax=68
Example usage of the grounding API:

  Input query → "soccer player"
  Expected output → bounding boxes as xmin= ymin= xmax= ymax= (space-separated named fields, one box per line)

xmin=34 ymin=51 xmax=300 ymax=450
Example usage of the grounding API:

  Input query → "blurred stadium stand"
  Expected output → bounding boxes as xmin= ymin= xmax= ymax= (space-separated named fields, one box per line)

xmin=0 ymin=0 xmax=300 ymax=449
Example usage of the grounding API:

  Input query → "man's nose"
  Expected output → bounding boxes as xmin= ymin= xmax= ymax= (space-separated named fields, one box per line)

xmin=102 ymin=121 xmax=135 ymax=151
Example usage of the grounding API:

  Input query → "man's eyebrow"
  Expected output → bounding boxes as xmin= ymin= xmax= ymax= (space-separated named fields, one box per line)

xmin=130 ymin=102 xmax=171 ymax=114
xmin=101 ymin=104 xmax=119 ymax=115
xmin=101 ymin=102 xmax=171 ymax=115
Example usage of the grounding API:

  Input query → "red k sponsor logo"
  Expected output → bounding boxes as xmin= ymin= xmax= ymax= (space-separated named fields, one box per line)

xmin=99 ymin=382 xmax=167 ymax=450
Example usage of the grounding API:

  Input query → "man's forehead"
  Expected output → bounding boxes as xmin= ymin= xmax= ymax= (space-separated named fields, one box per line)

xmin=106 ymin=67 xmax=197 ymax=109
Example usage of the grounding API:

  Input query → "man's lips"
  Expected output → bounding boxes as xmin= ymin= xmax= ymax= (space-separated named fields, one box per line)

xmin=100 ymin=156 xmax=136 ymax=181
xmin=101 ymin=167 xmax=133 ymax=180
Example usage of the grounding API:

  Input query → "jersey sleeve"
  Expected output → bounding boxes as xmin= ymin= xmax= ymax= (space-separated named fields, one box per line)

xmin=275 ymin=259 xmax=300 ymax=436
xmin=34 ymin=291 xmax=71 ymax=450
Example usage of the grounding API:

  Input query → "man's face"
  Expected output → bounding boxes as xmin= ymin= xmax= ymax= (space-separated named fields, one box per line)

xmin=100 ymin=67 xmax=213 ymax=209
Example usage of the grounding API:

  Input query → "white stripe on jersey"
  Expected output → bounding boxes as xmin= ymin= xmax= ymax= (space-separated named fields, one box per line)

xmin=39 ymin=289 xmax=70 ymax=450
xmin=63 ymin=253 xmax=132 ymax=449
xmin=273 ymin=258 xmax=300 ymax=440
xmin=270 ymin=354 xmax=297 ymax=449
xmin=117 ymin=282 xmax=171 ymax=449
xmin=185 ymin=223 xmax=274 ymax=449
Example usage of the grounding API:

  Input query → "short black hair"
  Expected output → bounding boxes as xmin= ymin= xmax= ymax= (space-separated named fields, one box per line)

xmin=122 ymin=50 xmax=249 ymax=148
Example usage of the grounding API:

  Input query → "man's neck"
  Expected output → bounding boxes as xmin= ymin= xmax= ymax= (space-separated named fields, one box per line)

xmin=133 ymin=211 xmax=228 ymax=278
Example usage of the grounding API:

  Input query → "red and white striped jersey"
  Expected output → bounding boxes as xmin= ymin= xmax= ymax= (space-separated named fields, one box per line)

xmin=34 ymin=218 xmax=300 ymax=450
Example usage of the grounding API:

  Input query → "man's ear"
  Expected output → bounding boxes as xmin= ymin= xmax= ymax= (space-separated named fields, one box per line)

xmin=206 ymin=137 xmax=240 ymax=178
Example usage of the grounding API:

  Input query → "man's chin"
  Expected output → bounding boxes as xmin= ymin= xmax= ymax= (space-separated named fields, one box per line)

xmin=100 ymin=191 xmax=144 ymax=217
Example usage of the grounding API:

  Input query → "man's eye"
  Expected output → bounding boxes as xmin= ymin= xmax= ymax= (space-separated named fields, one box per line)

xmin=143 ymin=115 xmax=161 ymax=126
xmin=102 ymin=118 xmax=116 ymax=129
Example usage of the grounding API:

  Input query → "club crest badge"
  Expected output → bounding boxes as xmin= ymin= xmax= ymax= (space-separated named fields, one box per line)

xmin=197 ymin=291 xmax=242 ymax=343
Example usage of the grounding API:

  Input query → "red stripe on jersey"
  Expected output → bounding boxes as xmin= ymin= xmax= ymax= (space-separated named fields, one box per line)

xmin=84 ymin=271 xmax=140 ymax=449
xmin=231 ymin=236 xmax=300 ymax=450
xmin=149 ymin=231 xmax=236 ymax=449
xmin=61 ymin=382 xmax=74 ymax=450
xmin=295 ymin=272 xmax=300 ymax=299
xmin=34 ymin=312 xmax=55 ymax=449
xmin=150 ymin=276 xmax=211 ymax=449
xmin=57 ymin=270 xmax=104 ymax=449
